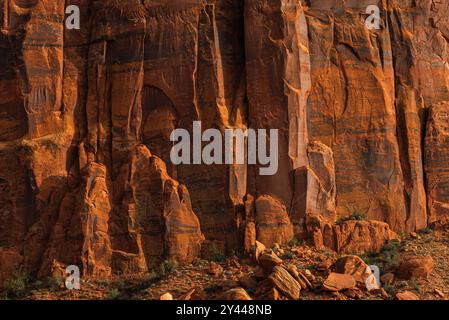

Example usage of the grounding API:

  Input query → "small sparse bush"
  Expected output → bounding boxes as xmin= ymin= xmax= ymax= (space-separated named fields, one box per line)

xmin=288 ymin=238 xmax=300 ymax=247
xmin=419 ymin=227 xmax=433 ymax=235
xmin=409 ymin=279 xmax=421 ymax=293
xmin=323 ymin=249 xmax=336 ymax=257
xmin=107 ymin=288 xmax=122 ymax=300
xmin=95 ymin=279 xmax=110 ymax=289
xmin=336 ymin=212 xmax=367 ymax=225
xmin=47 ymin=275 xmax=65 ymax=292
xmin=383 ymin=283 xmax=394 ymax=296
xmin=209 ymin=243 xmax=226 ymax=262
xmin=158 ymin=259 xmax=178 ymax=277
xmin=147 ymin=271 xmax=163 ymax=283
xmin=282 ymin=252 xmax=294 ymax=260
xmin=3 ymin=273 xmax=30 ymax=299
xmin=33 ymin=280 xmax=44 ymax=289
xmin=129 ymin=260 xmax=179 ymax=293
xmin=193 ymin=258 xmax=208 ymax=268
xmin=361 ymin=240 xmax=402 ymax=271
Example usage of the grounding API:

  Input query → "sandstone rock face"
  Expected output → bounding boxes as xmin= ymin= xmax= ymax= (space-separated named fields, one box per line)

xmin=425 ymin=102 xmax=449 ymax=227
xmin=306 ymin=214 xmax=398 ymax=254
xmin=0 ymin=1 xmax=449 ymax=283
xmin=0 ymin=248 xmax=23 ymax=286
xmin=292 ymin=141 xmax=337 ymax=238
xmin=255 ymin=195 xmax=294 ymax=248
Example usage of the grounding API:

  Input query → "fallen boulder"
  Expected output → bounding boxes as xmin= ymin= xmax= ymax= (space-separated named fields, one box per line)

xmin=323 ymin=273 xmax=356 ymax=292
xmin=268 ymin=266 xmax=301 ymax=300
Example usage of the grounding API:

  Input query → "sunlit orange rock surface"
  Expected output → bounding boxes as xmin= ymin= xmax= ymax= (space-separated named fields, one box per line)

xmin=0 ymin=0 xmax=448 ymax=283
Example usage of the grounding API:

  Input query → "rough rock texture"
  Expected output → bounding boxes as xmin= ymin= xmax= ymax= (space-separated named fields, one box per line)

xmin=268 ymin=266 xmax=301 ymax=300
xmin=0 ymin=0 xmax=449 ymax=283
xmin=396 ymin=291 xmax=419 ymax=301
xmin=221 ymin=288 xmax=252 ymax=300
xmin=425 ymin=102 xmax=449 ymax=227
xmin=334 ymin=255 xmax=370 ymax=284
xmin=323 ymin=272 xmax=356 ymax=292
xmin=254 ymin=195 xmax=294 ymax=248
xmin=306 ymin=214 xmax=398 ymax=254
xmin=397 ymin=256 xmax=435 ymax=280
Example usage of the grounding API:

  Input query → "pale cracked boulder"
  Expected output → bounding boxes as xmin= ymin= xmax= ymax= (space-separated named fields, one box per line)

xmin=160 ymin=293 xmax=173 ymax=301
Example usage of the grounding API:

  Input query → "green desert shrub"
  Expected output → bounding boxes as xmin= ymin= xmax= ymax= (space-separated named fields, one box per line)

xmin=3 ymin=272 xmax=30 ymax=299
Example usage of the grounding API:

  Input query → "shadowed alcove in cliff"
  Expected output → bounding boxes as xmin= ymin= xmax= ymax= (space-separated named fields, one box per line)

xmin=0 ymin=47 xmax=28 ymax=141
xmin=0 ymin=177 xmax=10 ymax=246
xmin=0 ymin=0 xmax=42 ymax=141
xmin=0 ymin=86 xmax=28 ymax=141
xmin=141 ymin=85 xmax=178 ymax=175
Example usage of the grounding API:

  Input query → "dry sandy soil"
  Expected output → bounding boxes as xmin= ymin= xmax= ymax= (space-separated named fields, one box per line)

xmin=3 ymin=228 xmax=448 ymax=301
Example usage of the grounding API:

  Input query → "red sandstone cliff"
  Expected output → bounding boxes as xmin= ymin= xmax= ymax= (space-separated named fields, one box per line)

xmin=0 ymin=0 xmax=448 ymax=283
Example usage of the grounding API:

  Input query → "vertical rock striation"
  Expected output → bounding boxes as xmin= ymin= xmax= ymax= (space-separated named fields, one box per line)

xmin=0 ymin=0 xmax=448 ymax=282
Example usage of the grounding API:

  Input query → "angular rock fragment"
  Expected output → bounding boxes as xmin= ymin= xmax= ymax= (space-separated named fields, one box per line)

xmin=222 ymin=288 xmax=252 ymax=301
xmin=334 ymin=256 xmax=374 ymax=286
xmin=396 ymin=291 xmax=419 ymax=301
xmin=286 ymin=264 xmax=312 ymax=290
xmin=253 ymin=241 xmax=266 ymax=263
xmin=259 ymin=252 xmax=283 ymax=273
xmin=160 ymin=293 xmax=173 ymax=301
xmin=268 ymin=266 xmax=301 ymax=300
xmin=323 ymin=273 xmax=356 ymax=292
